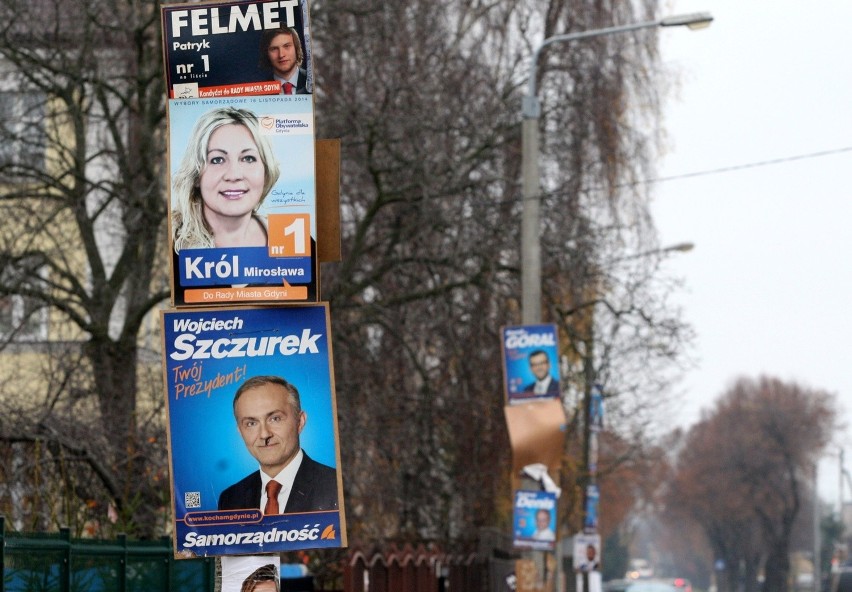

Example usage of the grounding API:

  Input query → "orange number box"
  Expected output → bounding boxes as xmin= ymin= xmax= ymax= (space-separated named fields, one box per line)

xmin=267 ymin=213 xmax=312 ymax=258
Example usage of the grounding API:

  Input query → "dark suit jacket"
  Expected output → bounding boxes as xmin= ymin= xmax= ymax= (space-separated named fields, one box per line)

xmin=522 ymin=378 xmax=560 ymax=396
xmin=295 ymin=67 xmax=309 ymax=94
xmin=218 ymin=452 xmax=338 ymax=513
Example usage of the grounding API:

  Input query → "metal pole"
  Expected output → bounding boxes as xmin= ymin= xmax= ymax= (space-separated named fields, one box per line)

xmin=517 ymin=15 xmax=712 ymax=592
xmin=519 ymin=13 xmax=711 ymax=325
xmin=1 ymin=516 xmax=5 ymax=592
xmin=814 ymin=463 xmax=821 ymax=592
xmin=521 ymin=110 xmax=541 ymax=325
xmin=840 ymin=449 xmax=845 ymax=518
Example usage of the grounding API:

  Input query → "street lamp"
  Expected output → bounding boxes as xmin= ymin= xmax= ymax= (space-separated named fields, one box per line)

xmin=520 ymin=12 xmax=713 ymax=325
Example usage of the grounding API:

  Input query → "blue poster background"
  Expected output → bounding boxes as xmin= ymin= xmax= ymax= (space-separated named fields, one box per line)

xmin=161 ymin=304 xmax=344 ymax=557
xmin=501 ymin=324 xmax=561 ymax=403
xmin=168 ymin=96 xmax=316 ymax=228
xmin=512 ymin=490 xmax=557 ymax=551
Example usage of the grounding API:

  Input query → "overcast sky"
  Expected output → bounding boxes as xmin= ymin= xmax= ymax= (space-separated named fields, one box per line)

xmin=652 ymin=0 xmax=852 ymax=506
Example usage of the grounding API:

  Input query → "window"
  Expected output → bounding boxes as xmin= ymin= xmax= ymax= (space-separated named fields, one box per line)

xmin=0 ymin=91 xmax=46 ymax=172
xmin=0 ymin=263 xmax=48 ymax=342
xmin=0 ymin=295 xmax=47 ymax=341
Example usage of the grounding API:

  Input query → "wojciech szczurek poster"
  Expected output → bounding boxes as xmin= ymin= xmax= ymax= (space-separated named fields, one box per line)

xmin=161 ymin=304 xmax=346 ymax=558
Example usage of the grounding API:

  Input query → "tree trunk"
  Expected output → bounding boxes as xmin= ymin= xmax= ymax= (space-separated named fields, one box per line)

xmin=743 ymin=554 xmax=761 ymax=592
xmin=82 ymin=335 xmax=163 ymax=537
xmin=763 ymin=545 xmax=791 ymax=592
xmin=86 ymin=336 xmax=138 ymax=443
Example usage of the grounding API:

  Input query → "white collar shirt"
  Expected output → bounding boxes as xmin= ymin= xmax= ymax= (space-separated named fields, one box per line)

xmin=275 ymin=71 xmax=300 ymax=93
xmin=259 ymin=448 xmax=304 ymax=512
xmin=534 ymin=375 xmax=552 ymax=395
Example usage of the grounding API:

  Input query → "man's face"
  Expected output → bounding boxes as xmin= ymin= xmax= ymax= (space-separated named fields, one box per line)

xmin=235 ymin=383 xmax=306 ymax=476
xmin=586 ymin=545 xmax=596 ymax=561
xmin=251 ymin=581 xmax=278 ymax=592
xmin=536 ymin=510 xmax=550 ymax=530
xmin=267 ymin=32 xmax=298 ymax=79
xmin=529 ymin=352 xmax=551 ymax=381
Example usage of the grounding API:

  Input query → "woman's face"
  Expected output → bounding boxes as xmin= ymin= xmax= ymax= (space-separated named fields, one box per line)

xmin=198 ymin=123 xmax=265 ymax=223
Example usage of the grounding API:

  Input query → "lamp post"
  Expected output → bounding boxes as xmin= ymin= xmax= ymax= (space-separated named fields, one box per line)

xmin=518 ymin=18 xmax=711 ymax=590
xmin=520 ymin=12 xmax=713 ymax=325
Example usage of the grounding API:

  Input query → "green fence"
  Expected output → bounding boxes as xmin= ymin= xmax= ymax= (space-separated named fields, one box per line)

xmin=1 ymin=517 xmax=216 ymax=592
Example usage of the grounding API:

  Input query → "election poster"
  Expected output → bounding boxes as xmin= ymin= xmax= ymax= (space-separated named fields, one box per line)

xmin=221 ymin=555 xmax=280 ymax=591
xmin=574 ymin=533 xmax=602 ymax=592
xmin=583 ymin=484 xmax=600 ymax=534
xmin=161 ymin=304 xmax=346 ymax=558
xmin=589 ymin=383 xmax=604 ymax=432
xmin=161 ymin=0 xmax=314 ymax=99
xmin=167 ymin=95 xmax=317 ymax=306
xmin=512 ymin=490 xmax=557 ymax=551
xmin=501 ymin=324 xmax=561 ymax=404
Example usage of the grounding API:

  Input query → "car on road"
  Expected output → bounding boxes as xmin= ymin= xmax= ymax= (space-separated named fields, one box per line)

xmin=625 ymin=559 xmax=654 ymax=580
xmin=605 ymin=578 xmax=692 ymax=592
xmin=831 ymin=566 xmax=852 ymax=592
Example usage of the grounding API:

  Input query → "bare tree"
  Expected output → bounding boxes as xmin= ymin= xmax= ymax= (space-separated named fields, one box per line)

xmin=0 ymin=0 xmax=168 ymax=536
xmin=311 ymin=0 xmax=686 ymax=542
xmin=664 ymin=376 xmax=837 ymax=592
xmin=0 ymin=0 xmax=689 ymax=546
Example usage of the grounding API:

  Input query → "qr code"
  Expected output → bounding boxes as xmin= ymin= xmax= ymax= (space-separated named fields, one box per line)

xmin=185 ymin=491 xmax=201 ymax=509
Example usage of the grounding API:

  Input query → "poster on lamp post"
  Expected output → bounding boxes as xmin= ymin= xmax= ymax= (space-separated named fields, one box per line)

xmin=589 ymin=383 xmax=604 ymax=432
xmin=512 ymin=490 xmax=557 ymax=551
xmin=583 ymin=484 xmax=599 ymax=534
xmin=161 ymin=0 xmax=314 ymax=99
xmin=574 ymin=533 xmax=602 ymax=592
xmin=161 ymin=304 xmax=346 ymax=558
xmin=221 ymin=556 xmax=280 ymax=591
xmin=588 ymin=384 xmax=604 ymax=476
xmin=167 ymin=95 xmax=317 ymax=306
xmin=501 ymin=324 xmax=561 ymax=404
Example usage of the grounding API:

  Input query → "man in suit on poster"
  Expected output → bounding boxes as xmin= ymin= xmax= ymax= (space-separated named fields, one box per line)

xmin=218 ymin=375 xmax=338 ymax=514
xmin=532 ymin=508 xmax=556 ymax=541
xmin=522 ymin=350 xmax=560 ymax=396
xmin=259 ymin=27 xmax=310 ymax=94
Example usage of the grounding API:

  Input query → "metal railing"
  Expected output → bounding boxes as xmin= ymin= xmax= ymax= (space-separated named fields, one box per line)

xmin=2 ymin=519 xmax=498 ymax=592
xmin=0 ymin=517 xmax=216 ymax=592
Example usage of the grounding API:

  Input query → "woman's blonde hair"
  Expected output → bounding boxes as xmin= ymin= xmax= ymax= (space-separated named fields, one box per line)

xmin=171 ymin=107 xmax=281 ymax=251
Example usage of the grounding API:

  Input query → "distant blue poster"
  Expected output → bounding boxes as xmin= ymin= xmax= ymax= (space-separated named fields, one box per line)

xmin=583 ymin=485 xmax=599 ymax=534
xmin=512 ymin=490 xmax=557 ymax=551
xmin=161 ymin=304 xmax=346 ymax=558
xmin=501 ymin=324 xmax=561 ymax=404
xmin=589 ymin=383 xmax=604 ymax=432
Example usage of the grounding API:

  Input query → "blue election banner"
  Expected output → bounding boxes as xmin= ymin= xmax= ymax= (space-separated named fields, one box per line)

xmin=584 ymin=484 xmax=600 ymax=534
xmin=161 ymin=305 xmax=346 ymax=558
xmin=513 ymin=490 xmax=557 ymax=551
xmin=589 ymin=383 xmax=604 ymax=432
xmin=161 ymin=0 xmax=314 ymax=99
xmin=501 ymin=324 xmax=561 ymax=404
xmin=168 ymin=95 xmax=317 ymax=306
